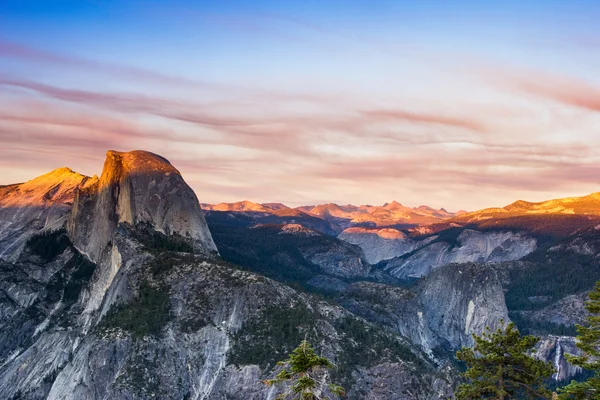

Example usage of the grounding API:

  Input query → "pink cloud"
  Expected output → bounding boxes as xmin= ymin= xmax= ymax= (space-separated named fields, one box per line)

xmin=360 ymin=109 xmax=488 ymax=132
xmin=482 ymin=65 xmax=600 ymax=113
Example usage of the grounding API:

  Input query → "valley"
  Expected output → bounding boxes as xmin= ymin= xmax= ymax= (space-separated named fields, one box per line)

xmin=1 ymin=150 xmax=599 ymax=399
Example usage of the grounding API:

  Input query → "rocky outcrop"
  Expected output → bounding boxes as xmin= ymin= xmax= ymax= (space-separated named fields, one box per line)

xmin=0 ymin=230 xmax=451 ymax=400
xmin=384 ymin=229 xmax=536 ymax=279
xmin=535 ymin=336 xmax=582 ymax=382
xmin=0 ymin=168 xmax=96 ymax=262
xmin=64 ymin=150 xmax=217 ymax=322
xmin=67 ymin=150 xmax=216 ymax=263
xmin=322 ymin=262 xmax=511 ymax=355
xmin=339 ymin=227 xmax=426 ymax=264
xmin=419 ymin=263 xmax=510 ymax=350
xmin=336 ymin=281 xmax=440 ymax=353
xmin=520 ymin=292 xmax=589 ymax=328
xmin=0 ymin=150 xmax=453 ymax=399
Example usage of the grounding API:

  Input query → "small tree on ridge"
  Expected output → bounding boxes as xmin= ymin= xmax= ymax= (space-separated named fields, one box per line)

xmin=264 ymin=340 xmax=345 ymax=400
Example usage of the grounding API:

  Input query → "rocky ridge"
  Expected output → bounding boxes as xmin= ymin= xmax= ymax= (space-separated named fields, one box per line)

xmin=0 ymin=168 xmax=96 ymax=262
xmin=0 ymin=150 xmax=452 ymax=400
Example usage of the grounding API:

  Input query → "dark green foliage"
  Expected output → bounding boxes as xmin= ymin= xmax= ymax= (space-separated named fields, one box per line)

xmin=178 ymin=290 xmax=212 ymax=333
xmin=8 ymin=391 xmax=22 ymax=400
xmin=430 ymin=227 xmax=465 ymax=250
xmin=506 ymin=249 xmax=600 ymax=311
xmin=44 ymin=252 xmax=97 ymax=321
xmin=264 ymin=340 xmax=345 ymax=399
xmin=129 ymin=223 xmax=194 ymax=254
xmin=26 ymin=229 xmax=70 ymax=261
xmin=509 ymin=312 xmax=578 ymax=337
xmin=230 ymin=300 xmax=423 ymax=391
xmin=101 ymin=280 xmax=171 ymax=338
xmin=206 ymin=221 xmax=325 ymax=286
xmin=455 ymin=322 xmax=554 ymax=399
xmin=23 ymin=304 xmax=44 ymax=318
xmin=559 ymin=282 xmax=600 ymax=399
xmin=147 ymin=252 xmax=197 ymax=276
xmin=178 ymin=315 xmax=210 ymax=333
xmin=62 ymin=253 xmax=96 ymax=304
xmin=473 ymin=215 xmax=599 ymax=241
xmin=229 ymin=303 xmax=319 ymax=369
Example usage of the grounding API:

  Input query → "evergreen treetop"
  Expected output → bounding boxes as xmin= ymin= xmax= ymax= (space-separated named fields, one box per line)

xmin=264 ymin=340 xmax=345 ymax=400
xmin=456 ymin=321 xmax=554 ymax=400
xmin=559 ymin=281 xmax=600 ymax=399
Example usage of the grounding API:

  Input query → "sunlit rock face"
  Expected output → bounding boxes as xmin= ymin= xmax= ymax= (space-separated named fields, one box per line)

xmin=67 ymin=150 xmax=217 ymax=263
xmin=0 ymin=168 xmax=97 ymax=262
xmin=66 ymin=150 xmax=217 ymax=320
xmin=457 ymin=192 xmax=600 ymax=222
xmin=0 ymin=150 xmax=450 ymax=400
xmin=338 ymin=227 xmax=421 ymax=264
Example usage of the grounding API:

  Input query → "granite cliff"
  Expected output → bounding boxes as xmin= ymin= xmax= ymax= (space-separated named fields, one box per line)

xmin=0 ymin=151 xmax=452 ymax=400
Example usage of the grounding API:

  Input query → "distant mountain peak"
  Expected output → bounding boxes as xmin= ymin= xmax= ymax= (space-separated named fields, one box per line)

xmin=456 ymin=191 xmax=600 ymax=224
xmin=209 ymin=200 xmax=270 ymax=212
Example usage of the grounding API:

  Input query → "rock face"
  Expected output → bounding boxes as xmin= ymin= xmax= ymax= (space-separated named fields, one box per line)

xmin=275 ymin=223 xmax=372 ymax=279
xmin=67 ymin=150 xmax=216 ymax=263
xmin=336 ymin=263 xmax=510 ymax=353
xmin=0 ymin=230 xmax=449 ymax=400
xmin=338 ymin=227 xmax=423 ymax=264
xmin=0 ymin=150 xmax=452 ymax=400
xmin=520 ymin=292 xmax=589 ymax=328
xmin=0 ymin=168 xmax=96 ymax=262
xmin=420 ymin=263 xmax=509 ymax=349
xmin=383 ymin=229 xmax=536 ymax=279
xmin=336 ymin=281 xmax=440 ymax=353
xmin=535 ymin=336 xmax=582 ymax=382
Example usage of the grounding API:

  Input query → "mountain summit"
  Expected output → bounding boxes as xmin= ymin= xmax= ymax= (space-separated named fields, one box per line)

xmin=0 ymin=167 xmax=97 ymax=261
xmin=67 ymin=150 xmax=216 ymax=263
xmin=0 ymin=150 xmax=451 ymax=399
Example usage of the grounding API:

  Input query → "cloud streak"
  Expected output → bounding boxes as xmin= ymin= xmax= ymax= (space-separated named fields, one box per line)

xmin=0 ymin=38 xmax=333 ymax=104
xmin=2 ymin=58 xmax=600 ymax=210
xmin=360 ymin=109 xmax=488 ymax=133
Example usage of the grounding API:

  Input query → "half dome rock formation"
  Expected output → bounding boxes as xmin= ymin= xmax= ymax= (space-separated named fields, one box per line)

xmin=0 ymin=167 xmax=97 ymax=261
xmin=67 ymin=150 xmax=217 ymax=263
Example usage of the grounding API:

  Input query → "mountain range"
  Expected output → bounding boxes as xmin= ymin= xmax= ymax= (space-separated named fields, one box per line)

xmin=201 ymin=200 xmax=466 ymax=234
xmin=1 ymin=150 xmax=598 ymax=399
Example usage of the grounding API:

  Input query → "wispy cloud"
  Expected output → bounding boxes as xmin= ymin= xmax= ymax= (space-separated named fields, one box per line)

xmin=0 ymin=38 xmax=333 ymax=104
xmin=483 ymin=66 xmax=600 ymax=113
xmin=360 ymin=109 xmax=487 ymax=132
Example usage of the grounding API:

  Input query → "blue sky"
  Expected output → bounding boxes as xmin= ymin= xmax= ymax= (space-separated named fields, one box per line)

xmin=1 ymin=0 xmax=600 ymax=210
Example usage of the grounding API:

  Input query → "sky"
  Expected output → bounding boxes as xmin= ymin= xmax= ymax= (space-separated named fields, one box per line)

xmin=1 ymin=0 xmax=600 ymax=211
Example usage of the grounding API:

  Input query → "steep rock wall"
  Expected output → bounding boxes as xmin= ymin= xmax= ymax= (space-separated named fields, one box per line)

xmin=385 ymin=230 xmax=536 ymax=279
xmin=67 ymin=150 xmax=216 ymax=263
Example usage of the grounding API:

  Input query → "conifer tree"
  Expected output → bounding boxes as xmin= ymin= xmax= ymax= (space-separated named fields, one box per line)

xmin=559 ymin=282 xmax=600 ymax=399
xmin=456 ymin=321 xmax=554 ymax=400
xmin=264 ymin=340 xmax=345 ymax=400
